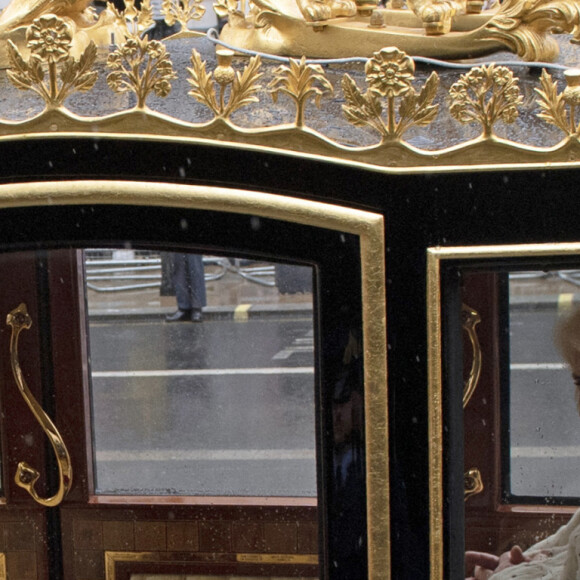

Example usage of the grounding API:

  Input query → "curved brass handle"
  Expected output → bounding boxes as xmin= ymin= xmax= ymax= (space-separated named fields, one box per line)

xmin=7 ymin=303 xmax=72 ymax=507
xmin=464 ymin=468 xmax=484 ymax=501
xmin=462 ymin=303 xmax=482 ymax=408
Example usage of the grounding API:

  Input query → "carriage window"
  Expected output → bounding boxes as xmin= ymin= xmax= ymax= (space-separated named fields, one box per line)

xmin=85 ymin=249 xmax=316 ymax=497
xmin=508 ymin=270 xmax=580 ymax=499
xmin=456 ymin=264 xmax=580 ymax=578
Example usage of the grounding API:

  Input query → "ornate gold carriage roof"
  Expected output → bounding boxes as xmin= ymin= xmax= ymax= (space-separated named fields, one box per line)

xmin=1 ymin=0 xmax=580 ymax=172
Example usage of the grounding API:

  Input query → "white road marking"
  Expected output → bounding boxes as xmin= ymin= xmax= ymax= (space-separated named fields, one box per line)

xmin=511 ymin=363 xmax=567 ymax=370
xmin=96 ymin=449 xmax=316 ymax=461
xmin=93 ymin=367 xmax=314 ymax=378
xmin=512 ymin=446 xmax=580 ymax=459
xmin=272 ymin=330 xmax=314 ymax=360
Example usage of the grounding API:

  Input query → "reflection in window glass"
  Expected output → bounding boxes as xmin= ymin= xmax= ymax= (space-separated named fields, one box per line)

xmin=86 ymin=249 xmax=316 ymax=497
xmin=509 ymin=271 xmax=580 ymax=498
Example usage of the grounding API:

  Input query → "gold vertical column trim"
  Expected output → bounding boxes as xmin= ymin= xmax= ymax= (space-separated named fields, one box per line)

xmin=427 ymin=248 xmax=444 ymax=580
xmin=361 ymin=216 xmax=389 ymax=580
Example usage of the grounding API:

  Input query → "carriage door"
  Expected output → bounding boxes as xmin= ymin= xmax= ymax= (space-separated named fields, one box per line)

xmin=0 ymin=247 xmax=320 ymax=580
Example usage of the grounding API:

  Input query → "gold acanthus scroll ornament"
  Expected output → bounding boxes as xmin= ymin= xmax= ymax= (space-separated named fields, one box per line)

xmin=6 ymin=303 xmax=73 ymax=507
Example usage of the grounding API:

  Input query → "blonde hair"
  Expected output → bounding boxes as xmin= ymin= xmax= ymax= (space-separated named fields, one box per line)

xmin=555 ymin=307 xmax=580 ymax=415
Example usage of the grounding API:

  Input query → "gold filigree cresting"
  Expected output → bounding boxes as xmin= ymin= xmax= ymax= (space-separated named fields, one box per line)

xmin=4 ymin=16 xmax=580 ymax=171
xmin=449 ymin=64 xmax=523 ymax=138
xmin=107 ymin=34 xmax=177 ymax=109
xmin=6 ymin=303 xmax=73 ymax=508
xmin=7 ymin=14 xmax=97 ymax=109
xmin=188 ymin=48 xmax=262 ymax=119
xmin=269 ymin=57 xmax=333 ymax=128
xmin=342 ymin=47 xmax=438 ymax=140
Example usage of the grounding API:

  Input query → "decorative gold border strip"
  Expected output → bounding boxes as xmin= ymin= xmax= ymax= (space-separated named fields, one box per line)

xmin=236 ymin=554 xmax=318 ymax=564
xmin=0 ymin=553 xmax=6 ymax=580
xmin=105 ymin=551 xmax=319 ymax=579
xmin=427 ymin=242 xmax=580 ymax=580
xmin=0 ymin=180 xmax=388 ymax=580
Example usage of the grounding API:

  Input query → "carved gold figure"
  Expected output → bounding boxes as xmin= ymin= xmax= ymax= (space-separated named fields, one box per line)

xmin=217 ymin=0 xmax=580 ymax=61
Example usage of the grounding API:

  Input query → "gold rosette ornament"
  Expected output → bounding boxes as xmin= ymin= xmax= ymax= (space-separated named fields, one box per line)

xmin=342 ymin=47 xmax=439 ymax=141
xmin=7 ymin=14 xmax=98 ymax=108
xmin=27 ymin=14 xmax=72 ymax=64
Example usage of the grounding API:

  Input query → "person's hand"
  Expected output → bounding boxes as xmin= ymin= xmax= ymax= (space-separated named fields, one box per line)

xmin=465 ymin=550 xmax=499 ymax=579
xmin=465 ymin=546 xmax=529 ymax=579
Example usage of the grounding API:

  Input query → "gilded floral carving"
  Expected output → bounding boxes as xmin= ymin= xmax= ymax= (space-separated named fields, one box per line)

xmin=7 ymin=15 xmax=97 ymax=108
xmin=449 ymin=64 xmax=523 ymax=138
xmin=268 ymin=57 xmax=333 ymax=128
xmin=107 ymin=36 xmax=177 ymax=108
xmin=342 ymin=47 xmax=439 ymax=140
xmin=188 ymin=49 xmax=262 ymax=119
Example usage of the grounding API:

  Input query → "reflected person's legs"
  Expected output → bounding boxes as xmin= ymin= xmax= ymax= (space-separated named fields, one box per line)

xmin=168 ymin=253 xmax=206 ymax=322
xmin=185 ymin=253 xmax=207 ymax=311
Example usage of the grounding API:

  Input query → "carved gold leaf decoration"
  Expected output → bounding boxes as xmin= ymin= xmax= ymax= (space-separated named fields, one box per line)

xmin=535 ymin=69 xmax=572 ymax=135
xmin=106 ymin=35 xmax=177 ymax=109
xmin=108 ymin=0 xmax=155 ymax=36
xmin=7 ymin=14 xmax=98 ymax=109
xmin=485 ymin=0 xmax=580 ymax=61
xmin=342 ymin=47 xmax=439 ymax=140
xmin=162 ymin=0 xmax=206 ymax=29
xmin=449 ymin=64 xmax=523 ymax=138
xmin=213 ymin=0 xmax=241 ymax=19
xmin=187 ymin=49 xmax=262 ymax=119
xmin=268 ymin=57 xmax=333 ymax=128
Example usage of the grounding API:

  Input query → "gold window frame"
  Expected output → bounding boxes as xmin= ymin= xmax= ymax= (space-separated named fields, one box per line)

xmin=0 ymin=180 xmax=388 ymax=580
xmin=427 ymin=241 xmax=580 ymax=580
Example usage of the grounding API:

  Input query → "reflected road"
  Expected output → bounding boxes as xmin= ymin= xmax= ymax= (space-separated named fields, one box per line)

xmin=87 ymin=316 xmax=317 ymax=498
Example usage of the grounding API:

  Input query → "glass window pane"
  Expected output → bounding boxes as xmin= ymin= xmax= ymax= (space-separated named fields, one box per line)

xmin=86 ymin=249 xmax=316 ymax=497
xmin=509 ymin=270 xmax=580 ymax=498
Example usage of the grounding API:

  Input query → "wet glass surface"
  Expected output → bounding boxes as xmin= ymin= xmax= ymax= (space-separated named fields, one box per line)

xmin=85 ymin=249 xmax=317 ymax=497
xmin=459 ymin=268 xmax=580 ymax=579
xmin=509 ymin=271 xmax=580 ymax=498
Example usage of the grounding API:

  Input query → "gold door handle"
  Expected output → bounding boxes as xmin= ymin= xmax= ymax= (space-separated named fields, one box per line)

xmin=462 ymin=303 xmax=482 ymax=408
xmin=464 ymin=468 xmax=484 ymax=501
xmin=7 ymin=303 xmax=72 ymax=507
xmin=462 ymin=304 xmax=484 ymax=500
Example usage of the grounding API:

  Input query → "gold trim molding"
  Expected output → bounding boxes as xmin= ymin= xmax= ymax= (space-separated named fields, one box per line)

xmin=427 ymin=242 xmax=580 ymax=580
xmin=0 ymin=180 xmax=388 ymax=580
xmin=105 ymin=551 xmax=318 ymax=578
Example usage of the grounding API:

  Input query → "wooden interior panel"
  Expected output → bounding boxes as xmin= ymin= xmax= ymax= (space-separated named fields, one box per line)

xmin=61 ymin=506 xmax=318 ymax=580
